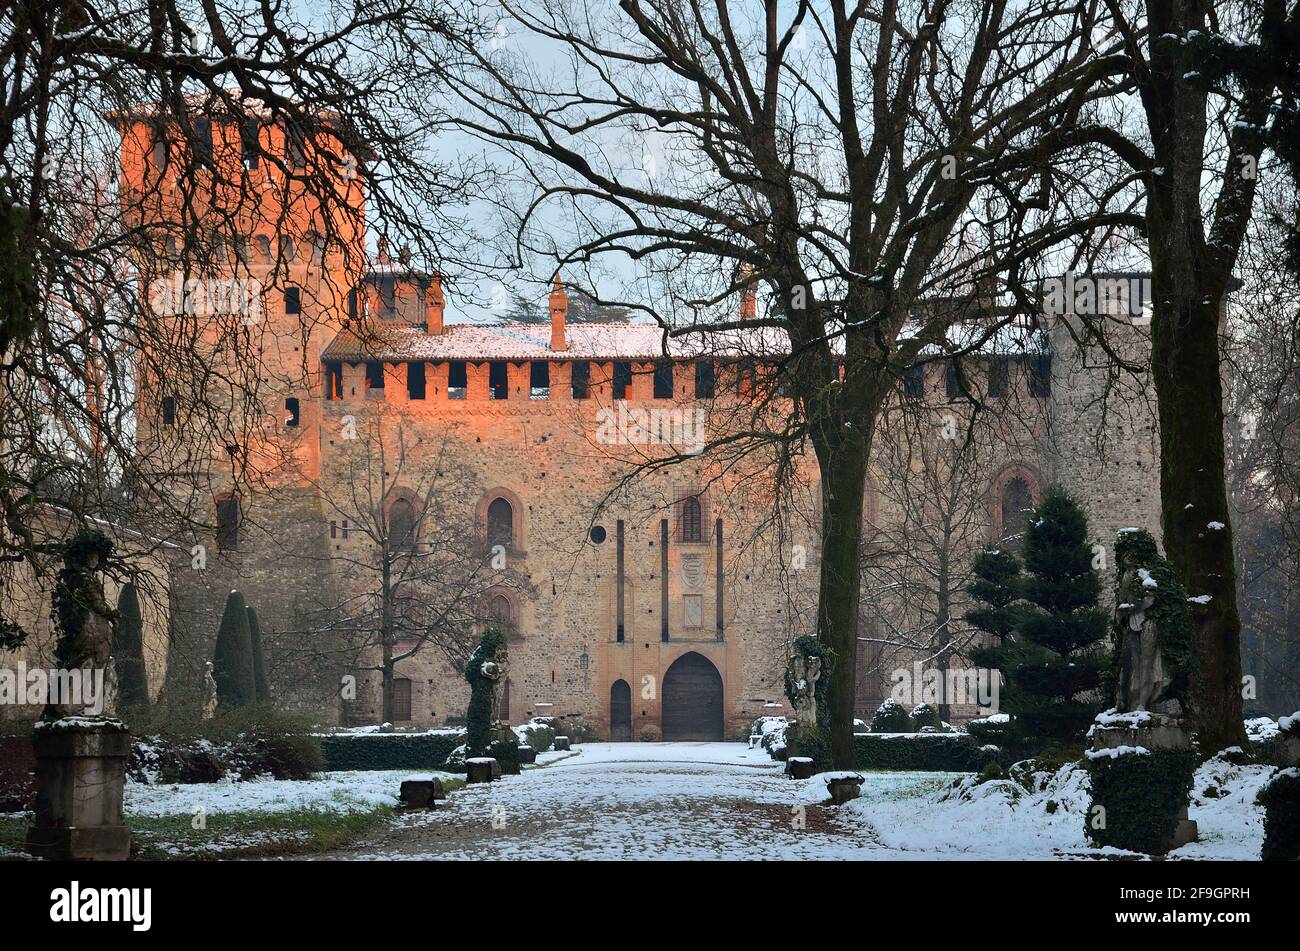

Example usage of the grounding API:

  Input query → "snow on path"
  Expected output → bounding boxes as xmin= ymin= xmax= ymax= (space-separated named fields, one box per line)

xmin=311 ymin=743 xmax=948 ymax=861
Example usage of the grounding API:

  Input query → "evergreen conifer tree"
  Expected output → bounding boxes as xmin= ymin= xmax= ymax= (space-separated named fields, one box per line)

xmin=213 ymin=590 xmax=256 ymax=711
xmin=246 ymin=605 xmax=271 ymax=704
xmin=1010 ymin=487 xmax=1109 ymax=750
xmin=112 ymin=582 xmax=150 ymax=712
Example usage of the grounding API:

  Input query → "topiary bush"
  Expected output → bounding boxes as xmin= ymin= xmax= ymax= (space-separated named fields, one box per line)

xmin=213 ymin=590 xmax=257 ymax=711
xmin=112 ymin=582 xmax=150 ymax=714
xmin=910 ymin=703 xmax=941 ymax=731
xmin=1084 ymin=747 xmax=1199 ymax=854
xmin=516 ymin=722 xmax=556 ymax=753
xmin=1258 ymin=768 xmax=1300 ymax=861
xmin=871 ymin=698 xmax=913 ymax=733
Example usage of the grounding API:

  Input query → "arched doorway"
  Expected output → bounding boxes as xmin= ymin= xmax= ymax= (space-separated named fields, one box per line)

xmin=661 ymin=652 xmax=724 ymax=741
xmin=610 ymin=679 xmax=632 ymax=741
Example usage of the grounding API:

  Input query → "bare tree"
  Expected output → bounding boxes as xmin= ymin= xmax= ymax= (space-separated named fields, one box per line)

xmin=0 ymin=1 xmax=477 ymax=645
xmin=435 ymin=0 xmax=1116 ymax=765
xmin=304 ymin=413 xmax=526 ymax=725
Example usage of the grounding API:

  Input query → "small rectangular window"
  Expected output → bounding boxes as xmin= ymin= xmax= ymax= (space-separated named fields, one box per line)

xmin=653 ymin=360 xmax=673 ymax=399
xmin=287 ymin=123 xmax=307 ymax=169
xmin=194 ymin=118 xmax=213 ymax=165
xmin=570 ymin=360 xmax=590 ymax=399
xmin=695 ymin=361 xmax=715 ymax=399
xmin=1029 ymin=354 xmax=1052 ymax=397
xmin=448 ymin=361 xmax=467 ymax=400
xmin=346 ymin=288 xmax=358 ymax=321
xmin=489 ymin=361 xmax=508 ymax=400
xmin=161 ymin=396 xmax=177 ymax=425
xmin=613 ymin=361 xmax=632 ymax=400
xmin=241 ymin=119 xmax=260 ymax=169
xmin=216 ymin=497 xmax=240 ymax=552
xmin=284 ymin=397 xmax=300 ymax=426
xmin=989 ymin=357 xmax=1008 ymax=398
xmin=903 ymin=364 xmax=925 ymax=399
xmin=530 ymin=361 xmax=550 ymax=400
xmin=407 ymin=362 xmax=426 ymax=400
xmin=284 ymin=286 xmax=301 ymax=315
xmin=330 ymin=521 xmax=337 ymax=539
xmin=379 ymin=276 xmax=396 ymax=317
xmin=945 ymin=361 xmax=962 ymax=400
xmin=341 ymin=519 xmax=349 ymax=540
xmin=366 ymin=362 xmax=385 ymax=390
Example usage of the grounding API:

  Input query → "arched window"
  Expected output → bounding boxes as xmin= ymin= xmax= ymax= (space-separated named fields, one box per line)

xmin=1001 ymin=477 xmax=1033 ymax=540
xmin=488 ymin=592 xmax=516 ymax=640
xmin=680 ymin=496 xmax=703 ymax=543
xmin=389 ymin=498 xmax=416 ymax=550
xmin=487 ymin=497 xmax=514 ymax=550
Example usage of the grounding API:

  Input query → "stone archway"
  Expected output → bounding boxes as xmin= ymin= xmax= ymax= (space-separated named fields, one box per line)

xmin=661 ymin=652 xmax=724 ymax=741
xmin=610 ymin=679 xmax=632 ymax=741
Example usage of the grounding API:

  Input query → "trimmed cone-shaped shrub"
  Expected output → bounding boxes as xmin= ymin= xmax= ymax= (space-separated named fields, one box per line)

xmin=245 ymin=605 xmax=271 ymax=704
xmin=213 ymin=590 xmax=256 ymax=711
xmin=113 ymin=582 xmax=150 ymax=713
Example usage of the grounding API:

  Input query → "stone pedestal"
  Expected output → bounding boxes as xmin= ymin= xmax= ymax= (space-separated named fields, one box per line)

xmin=466 ymin=757 xmax=501 ymax=784
xmin=553 ymin=736 xmax=571 ymax=752
xmin=785 ymin=757 xmax=815 ymax=780
xmin=516 ymin=745 xmax=537 ymax=765
xmin=1088 ymin=712 xmax=1198 ymax=853
xmin=25 ymin=719 xmax=131 ymax=861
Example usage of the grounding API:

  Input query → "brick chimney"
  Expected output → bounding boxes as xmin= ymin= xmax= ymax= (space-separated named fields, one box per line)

xmin=549 ymin=276 xmax=569 ymax=351
xmin=426 ymin=273 xmax=445 ymax=335
xmin=737 ymin=263 xmax=756 ymax=320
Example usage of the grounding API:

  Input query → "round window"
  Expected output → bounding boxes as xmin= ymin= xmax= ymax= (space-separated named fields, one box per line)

xmin=589 ymin=525 xmax=607 ymax=544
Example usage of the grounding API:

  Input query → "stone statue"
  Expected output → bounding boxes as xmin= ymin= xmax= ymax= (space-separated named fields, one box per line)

xmin=480 ymin=658 xmax=504 ymax=725
xmin=1112 ymin=529 xmax=1196 ymax=718
xmin=787 ymin=651 xmax=821 ymax=728
xmin=202 ymin=662 xmax=219 ymax=720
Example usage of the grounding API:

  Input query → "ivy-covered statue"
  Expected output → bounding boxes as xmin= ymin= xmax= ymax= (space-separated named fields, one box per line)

xmin=463 ymin=627 xmax=519 ymax=772
xmin=47 ymin=530 xmax=118 ymax=721
xmin=1112 ymin=528 xmax=1197 ymax=717
xmin=784 ymin=635 xmax=833 ymax=771
xmin=1085 ymin=528 xmax=1200 ymax=855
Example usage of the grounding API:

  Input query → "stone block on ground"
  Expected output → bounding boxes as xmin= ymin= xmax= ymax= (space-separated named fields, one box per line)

xmin=466 ymin=757 xmax=501 ymax=784
xmin=553 ymin=736 xmax=571 ymax=751
xmin=399 ymin=778 xmax=446 ymax=808
xmin=516 ymin=745 xmax=537 ymax=765
xmin=785 ymin=756 xmax=815 ymax=780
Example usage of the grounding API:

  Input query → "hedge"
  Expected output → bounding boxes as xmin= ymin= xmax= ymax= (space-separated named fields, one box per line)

xmin=320 ymin=731 xmax=466 ymax=771
xmin=853 ymin=733 xmax=1005 ymax=771
xmin=1258 ymin=768 xmax=1300 ymax=862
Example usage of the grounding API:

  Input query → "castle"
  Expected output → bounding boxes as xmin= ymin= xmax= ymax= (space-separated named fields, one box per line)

xmin=14 ymin=105 xmax=1162 ymax=739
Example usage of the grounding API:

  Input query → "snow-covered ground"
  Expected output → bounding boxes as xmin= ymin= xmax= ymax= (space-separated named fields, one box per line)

xmin=309 ymin=742 xmax=1271 ymax=861
xmin=5 ymin=741 xmax=1269 ymax=860
xmin=122 ymin=768 xmax=460 ymax=818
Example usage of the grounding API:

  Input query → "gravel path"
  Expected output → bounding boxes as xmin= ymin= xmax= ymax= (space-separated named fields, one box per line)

xmin=310 ymin=742 xmax=900 ymax=860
